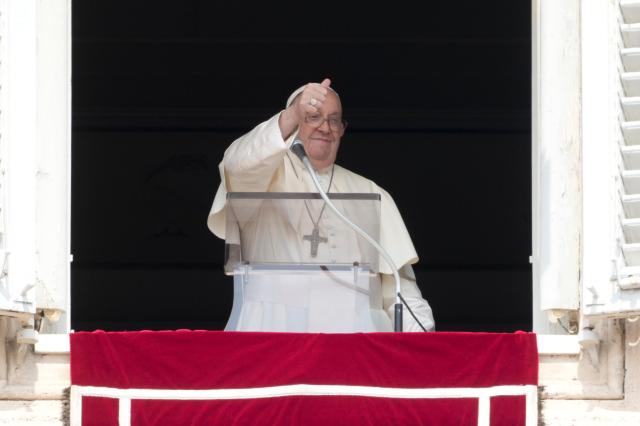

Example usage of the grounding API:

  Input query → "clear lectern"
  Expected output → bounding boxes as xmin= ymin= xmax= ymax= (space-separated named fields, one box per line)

xmin=224 ymin=192 xmax=392 ymax=332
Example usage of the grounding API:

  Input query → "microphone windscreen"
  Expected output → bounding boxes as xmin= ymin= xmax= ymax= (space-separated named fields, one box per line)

xmin=290 ymin=139 xmax=307 ymax=161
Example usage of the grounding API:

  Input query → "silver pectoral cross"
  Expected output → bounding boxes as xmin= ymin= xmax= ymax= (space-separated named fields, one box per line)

xmin=303 ymin=226 xmax=328 ymax=257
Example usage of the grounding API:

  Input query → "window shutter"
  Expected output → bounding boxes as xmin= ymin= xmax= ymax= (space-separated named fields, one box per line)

xmin=621 ymin=2 xmax=640 ymax=286
xmin=0 ymin=0 xmax=38 ymax=317
xmin=583 ymin=0 xmax=640 ymax=318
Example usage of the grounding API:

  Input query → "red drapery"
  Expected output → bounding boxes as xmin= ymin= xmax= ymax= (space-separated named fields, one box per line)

xmin=70 ymin=330 xmax=538 ymax=425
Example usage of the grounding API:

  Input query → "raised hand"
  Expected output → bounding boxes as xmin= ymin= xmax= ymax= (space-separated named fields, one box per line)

xmin=295 ymin=78 xmax=332 ymax=117
xmin=279 ymin=78 xmax=332 ymax=140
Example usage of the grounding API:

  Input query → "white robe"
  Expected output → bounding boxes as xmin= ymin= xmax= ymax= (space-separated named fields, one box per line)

xmin=208 ymin=112 xmax=435 ymax=332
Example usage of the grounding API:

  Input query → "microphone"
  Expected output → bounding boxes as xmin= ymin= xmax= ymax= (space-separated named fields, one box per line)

xmin=290 ymin=137 xmax=406 ymax=332
xmin=290 ymin=138 xmax=307 ymax=162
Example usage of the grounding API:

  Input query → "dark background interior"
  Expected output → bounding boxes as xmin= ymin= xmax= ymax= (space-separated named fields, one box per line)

xmin=71 ymin=1 xmax=532 ymax=332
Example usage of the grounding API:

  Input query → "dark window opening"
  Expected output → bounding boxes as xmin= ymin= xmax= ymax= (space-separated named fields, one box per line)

xmin=71 ymin=1 xmax=532 ymax=332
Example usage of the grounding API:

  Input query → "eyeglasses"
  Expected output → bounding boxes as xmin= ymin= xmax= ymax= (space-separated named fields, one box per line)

xmin=304 ymin=114 xmax=347 ymax=132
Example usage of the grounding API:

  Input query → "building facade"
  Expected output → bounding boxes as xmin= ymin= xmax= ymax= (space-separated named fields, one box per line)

xmin=1 ymin=0 xmax=640 ymax=424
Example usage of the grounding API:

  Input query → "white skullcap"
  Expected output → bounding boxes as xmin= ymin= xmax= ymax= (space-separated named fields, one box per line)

xmin=285 ymin=84 xmax=339 ymax=108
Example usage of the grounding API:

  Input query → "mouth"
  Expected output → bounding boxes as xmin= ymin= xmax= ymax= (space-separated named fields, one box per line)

xmin=310 ymin=137 xmax=333 ymax=143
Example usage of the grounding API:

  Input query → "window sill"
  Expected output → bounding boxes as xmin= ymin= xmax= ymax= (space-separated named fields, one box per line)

xmin=34 ymin=334 xmax=69 ymax=355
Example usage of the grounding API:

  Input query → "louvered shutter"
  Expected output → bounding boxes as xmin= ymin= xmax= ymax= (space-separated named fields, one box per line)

xmin=582 ymin=0 xmax=640 ymax=317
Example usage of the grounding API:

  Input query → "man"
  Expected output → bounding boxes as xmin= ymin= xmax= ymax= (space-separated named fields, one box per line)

xmin=208 ymin=78 xmax=434 ymax=332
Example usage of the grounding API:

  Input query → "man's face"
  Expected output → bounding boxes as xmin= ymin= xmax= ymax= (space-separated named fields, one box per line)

xmin=297 ymin=91 xmax=344 ymax=170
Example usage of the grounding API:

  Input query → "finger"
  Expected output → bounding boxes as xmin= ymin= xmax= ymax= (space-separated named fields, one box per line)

xmin=300 ymin=92 xmax=325 ymax=109
xmin=297 ymin=94 xmax=318 ymax=109
xmin=306 ymin=83 xmax=328 ymax=98
xmin=302 ymin=103 xmax=319 ymax=114
xmin=305 ymin=93 xmax=326 ymax=105
xmin=302 ymin=98 xmax=324 ymax=111
xmin=304 ymin=89 xmax=327 ymax=105
xmin=321 ymin=78 xmax=331 ymax=88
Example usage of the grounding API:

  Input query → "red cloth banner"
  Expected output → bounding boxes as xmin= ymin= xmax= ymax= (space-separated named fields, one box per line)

xmin=70 ymin=331 xmax=538 ymax=426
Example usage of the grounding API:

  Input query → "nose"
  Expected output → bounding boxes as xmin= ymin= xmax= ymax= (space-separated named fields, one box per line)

xmin=317 ymin=118 xmax=331 ymax=133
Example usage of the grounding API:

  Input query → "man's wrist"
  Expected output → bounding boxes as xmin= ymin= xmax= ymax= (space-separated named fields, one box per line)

xmin=278 ymin=107 xmax=298 ymax=140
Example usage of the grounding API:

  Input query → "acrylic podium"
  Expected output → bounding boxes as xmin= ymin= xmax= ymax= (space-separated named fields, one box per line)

xmin=224 ymin=192 xmax=392 ymax=333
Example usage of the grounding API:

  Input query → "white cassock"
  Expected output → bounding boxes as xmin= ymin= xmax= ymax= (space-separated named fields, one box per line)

xmin=208 ymin=112 xmax=435 ymax=332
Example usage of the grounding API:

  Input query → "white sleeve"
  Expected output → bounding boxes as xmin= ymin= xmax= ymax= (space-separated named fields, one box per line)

xmin=223 ymin=112 xmax=291 ymax=193
xmin=382 ymin=264 xmax=435 ymax=332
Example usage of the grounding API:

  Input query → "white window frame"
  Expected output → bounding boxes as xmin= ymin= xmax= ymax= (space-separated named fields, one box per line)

xmin=0 ymin=0 xmax=39 ymax=319
xmin=25 ymin=0 xmax=630 ymax=403
xmin=29 ymin=0 xmax=632 ymax=356
xmin=0 ymin=0 xmax=72 ymax=335
xmin=34 ymin=0 xmax=72 ymax=333
xmin=533 ymin=0 xmax=631 ymax=400
xmin=531 ymin=0 xmax=581 ymax=334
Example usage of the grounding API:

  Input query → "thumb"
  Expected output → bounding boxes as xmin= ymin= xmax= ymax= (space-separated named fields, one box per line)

xmin=321 ymin=78 xmax=332 ymax=88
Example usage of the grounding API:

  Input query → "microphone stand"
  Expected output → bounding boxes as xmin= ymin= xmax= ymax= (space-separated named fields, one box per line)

xmin=291 ymin=140 xmax=403 ymax=332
